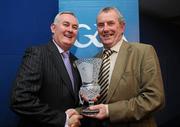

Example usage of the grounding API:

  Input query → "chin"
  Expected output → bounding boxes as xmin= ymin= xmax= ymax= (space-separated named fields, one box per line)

xmin=103 ymin=40 xmax=113 ymax=45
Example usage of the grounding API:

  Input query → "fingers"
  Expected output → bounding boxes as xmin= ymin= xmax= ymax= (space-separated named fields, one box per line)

xmin=66 ymin=109 xmax=79 ymax=118
xmin=70 ymin=124 xmax=79 ymax=127
xmin=68 ymin=114 xmax=83 ymax=127
xmin=91 ymin=94 xmax=100 ymax=102
xmin=80 ymin=93 xmax=89 ymax=102
xmin=85 ymin=104 xmax=108 ymax=120
xmin=89 ymin=104 xmax=102 ymax=110
xmin=80 ymin=93 xmax=100 ymax=102
xmin=66 ymin=108 xmax=83 ymax=127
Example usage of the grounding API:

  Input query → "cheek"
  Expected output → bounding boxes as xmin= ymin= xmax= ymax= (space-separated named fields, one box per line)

xmin=74 ymin=32 xmax=78 ymax=37
xmin=98 ymin=30 xmax=103 ymax=37
xmin=97 ymin=28 xmax=102 ymax=33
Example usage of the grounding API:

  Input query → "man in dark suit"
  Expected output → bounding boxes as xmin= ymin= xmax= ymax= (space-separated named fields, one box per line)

xmin=85 ymin=7 xmax=165 ymax=127
xmin=11 ymin=11 xmax=83 ymax=127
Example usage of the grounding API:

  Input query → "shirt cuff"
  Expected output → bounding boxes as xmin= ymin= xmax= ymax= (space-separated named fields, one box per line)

xmin=105 ymin=104 xmax=109 ymax=117
xmin=64 ymin=113 xmax=69 ymax=127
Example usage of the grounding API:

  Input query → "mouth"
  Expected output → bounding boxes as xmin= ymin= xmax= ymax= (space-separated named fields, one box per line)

xmin=64 ymin=33 xmax=73 ymax=39
xmin=102 ymin=33 xmax=113 ymax=39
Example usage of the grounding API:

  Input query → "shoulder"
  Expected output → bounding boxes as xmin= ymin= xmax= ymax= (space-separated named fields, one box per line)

xmin=126 ymin=42 xmax=156 ymax=53
xmin=24 ymin=43 xmax=50 ymax=55
xmin=26 ymin=43 xmax=48 ymax=51
xmin=21 ymin=43 xmax=51 ymax=64
xmin=128 ymin=42 xmax=154 ymax=49
xmin=123 ymin=42 xmax=158 ymax=60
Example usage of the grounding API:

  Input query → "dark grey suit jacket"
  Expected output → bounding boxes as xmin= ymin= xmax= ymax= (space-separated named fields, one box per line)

xmin=11 ymin=41 xmax=81 ymax=127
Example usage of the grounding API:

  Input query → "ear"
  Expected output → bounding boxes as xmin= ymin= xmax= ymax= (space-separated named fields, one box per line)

xmin=120 ymin=22 xmax=125 ymax=32
xmin=50 ymin=23 xmax=56 ymax=33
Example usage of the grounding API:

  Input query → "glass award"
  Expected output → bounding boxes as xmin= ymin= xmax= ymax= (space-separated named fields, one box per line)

xmin=75 ymin=58 xmax=102 ymax=115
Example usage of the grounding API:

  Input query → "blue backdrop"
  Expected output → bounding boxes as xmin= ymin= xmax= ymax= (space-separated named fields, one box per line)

xmin=0 ymin=0 xmax=58 ymax=126
xmin=59 ymin=0 xmax=139 ymax=58
xmin=0 ymin=0 xmax=138 ymax=126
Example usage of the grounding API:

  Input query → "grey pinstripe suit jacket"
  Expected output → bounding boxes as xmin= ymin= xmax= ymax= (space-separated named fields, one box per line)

xmin=11 ymin=41 xmax=81 ymax=127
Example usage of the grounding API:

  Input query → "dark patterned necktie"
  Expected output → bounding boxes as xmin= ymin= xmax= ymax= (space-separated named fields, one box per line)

xmin=98 ymin=49 xmax=114 ymax=104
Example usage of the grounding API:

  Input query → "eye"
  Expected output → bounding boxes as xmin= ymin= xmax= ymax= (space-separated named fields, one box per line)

xmin=107 ymin=21 xmax=115 ymax=26
xmin=72 ymin=25 xmax=78 ymax=30
xmin=63 ymin=22 xmax=69 ymax=27
xmin=97 ymin=23 xmax=104 ymax=28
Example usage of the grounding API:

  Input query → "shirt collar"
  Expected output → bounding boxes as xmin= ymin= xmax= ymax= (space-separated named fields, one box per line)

xmin=52 ymin=39 xmax=69 ymax=54
xmin=103 ymin=38 xmax=123 ymax=53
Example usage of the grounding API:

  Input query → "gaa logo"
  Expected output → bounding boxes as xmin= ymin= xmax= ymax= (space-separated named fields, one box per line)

xmin=71 ymin=23 xmax=127 ymax=58
xmin=74 ymin=24 xmax=127 ymax=49
xmin=74 ymin=24 xmax=103 ymax=48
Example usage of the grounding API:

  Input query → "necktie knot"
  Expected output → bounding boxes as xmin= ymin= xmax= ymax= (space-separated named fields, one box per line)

xmin=62 ymin=51 xmax=69 ymax=58
xmin=103 ymin=49 xmax=114 ymax=58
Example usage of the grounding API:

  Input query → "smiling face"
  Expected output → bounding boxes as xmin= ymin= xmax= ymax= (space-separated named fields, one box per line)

xmin=97 ymin=9 xmax=125 ymax=48
xmin=51 ymin=13 xmax=79 ymax=51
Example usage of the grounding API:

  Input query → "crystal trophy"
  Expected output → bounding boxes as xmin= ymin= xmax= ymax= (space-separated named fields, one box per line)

xmin=75 ymin=58 xmax=102 ymax=115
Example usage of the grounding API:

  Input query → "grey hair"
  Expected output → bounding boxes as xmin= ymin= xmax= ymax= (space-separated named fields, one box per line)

xmin=97 ymin=7 xmax=125 ymax=23
xmin=53 ymin=11 xmax=79 ymax=24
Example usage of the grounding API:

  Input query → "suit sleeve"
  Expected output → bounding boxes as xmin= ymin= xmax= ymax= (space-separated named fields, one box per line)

xmin=108 ymin=45 xmax=165 ymax=122
xmin=10 ymin=47 xmax=66 ymax=127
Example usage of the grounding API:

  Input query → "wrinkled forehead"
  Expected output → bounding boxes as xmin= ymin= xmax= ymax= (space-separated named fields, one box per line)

xmin=56 ymin=14 xmax=78 ymax=26
xmin=97 ymin=10 xmax=119 ymax=23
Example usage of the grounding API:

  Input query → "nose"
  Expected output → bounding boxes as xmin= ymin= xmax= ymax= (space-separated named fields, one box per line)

xmin=102 ymin=23 xmax=109 ymax=32
xmin=67 ymin=26 xmax=73 ymax=33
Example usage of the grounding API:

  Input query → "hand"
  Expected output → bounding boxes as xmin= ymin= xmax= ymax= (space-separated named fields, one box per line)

xmin=68 ymin=114 xmax=83 ymax=127
xmin=65 ymin=109 xmax=79 ymax=118
xmin=80 ymin=93 xmax=100 ymax=102
xmin=85 ymin=104 xmax=108 ymax=120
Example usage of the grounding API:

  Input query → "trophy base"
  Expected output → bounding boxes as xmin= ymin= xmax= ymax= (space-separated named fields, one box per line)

xmin=81 ymin=108 xmax=99 ymax=115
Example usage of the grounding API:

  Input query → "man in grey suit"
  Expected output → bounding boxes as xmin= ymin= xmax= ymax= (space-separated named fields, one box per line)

xmin=85 ymin=7 xmax=165 ymax=127
xmin=11 ymin=11 xmax=83 ymax=127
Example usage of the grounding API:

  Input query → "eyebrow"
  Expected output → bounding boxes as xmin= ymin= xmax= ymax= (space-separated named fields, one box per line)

xmin=62 ymin=21 xmax=78 ymax=27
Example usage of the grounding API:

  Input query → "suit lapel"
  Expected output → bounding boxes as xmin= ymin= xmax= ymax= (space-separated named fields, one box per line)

xmin=47 ymin=42 xmax=75 ymax=98
xmin=106 ymin=41 xmax=130 ymax=102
